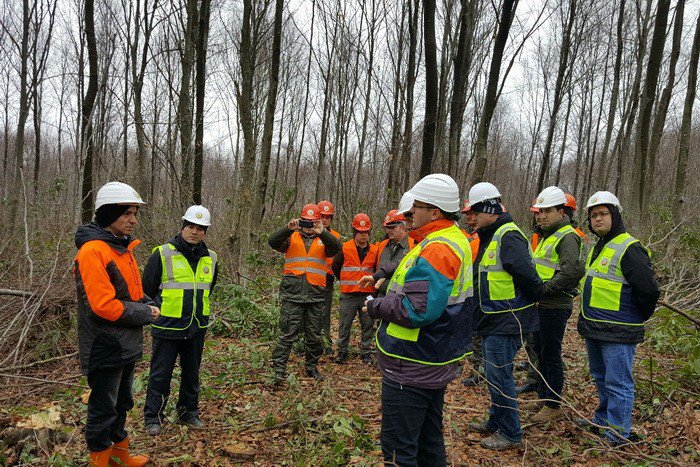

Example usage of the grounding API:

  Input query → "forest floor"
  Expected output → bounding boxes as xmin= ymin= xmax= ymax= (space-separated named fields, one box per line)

xmin=1 ymin=287 xmax=699 ymax=466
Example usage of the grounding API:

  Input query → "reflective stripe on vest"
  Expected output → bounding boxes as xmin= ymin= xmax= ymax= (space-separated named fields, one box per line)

xmin=376 ymin=224 xmax=473 ymax=365
xmin=153 ymin=244 xmax=217 ymax=331
xmin=282 ymin=232 xmax=328 ymax=287
xmin=533 ymin=224 xmax=578 ymax=281
xmin=477 ymin=222 xmax=535 ymax=313
xmin=581 ymin=233 xmax=645 ymax=326
xmin=339 ymin=240 xmax=378 ymax=293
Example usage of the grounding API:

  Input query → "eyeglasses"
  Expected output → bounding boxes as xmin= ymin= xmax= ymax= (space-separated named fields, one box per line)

xmin=590 ymin=211 xmax=611 ymax=220
xmin=412 ymin=203 xmax=435 ymax=210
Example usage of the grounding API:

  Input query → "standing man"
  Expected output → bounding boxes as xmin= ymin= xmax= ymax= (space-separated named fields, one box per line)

xmin=467 ymin=182 xmax=542 ymax=450
xmin=460 ymin=199 xmax=484 ymax=388
xmin=268 ymin=204 xmax=342 ymax=383
xmin=143 ymin=205 xmax=219 ymax=435
xmin=74 ymin=181 xmax=157 ymax=466
xmin=318 ymin=200 xmax=342 ymax=355
xmin=366 ymin=174 xmax=473 ymax=465
xmin=578 ymin=191 xmax=659 ymax=445
xmin=524 ymin=187 xmax=585 ymax=423
xmin=358 ymin=209 xmax=414 ymax=298
xmin=333 ymin=213 xmax=378 ymax=364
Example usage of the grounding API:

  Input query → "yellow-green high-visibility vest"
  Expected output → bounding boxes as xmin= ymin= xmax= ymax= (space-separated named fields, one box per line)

xmin=152 ymin=243 xmax=217 ymax=330
xmin=533 ymin=224 xmax=580 ymax=281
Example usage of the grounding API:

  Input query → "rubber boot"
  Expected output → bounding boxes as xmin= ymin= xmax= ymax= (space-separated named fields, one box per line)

xmin=89 ymin=447 xmax=113 ymax=467
xmin=109 ymin=438 xmax=150 ymax=466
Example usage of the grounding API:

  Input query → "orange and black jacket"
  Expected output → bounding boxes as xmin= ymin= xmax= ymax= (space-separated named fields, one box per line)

xmin=74 ymin=223 xmax=154 ymax=374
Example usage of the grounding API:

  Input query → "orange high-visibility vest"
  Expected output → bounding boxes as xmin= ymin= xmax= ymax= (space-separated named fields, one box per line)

xmin=339 ymin=240 xmax=378 ymax=293
xmin=325 ymin=228 xmax=341 ymax=274
xmin=283 ymin=232 xmax=329 ymax=287
xmin=376 ymin=237 xmax=415 ymax=268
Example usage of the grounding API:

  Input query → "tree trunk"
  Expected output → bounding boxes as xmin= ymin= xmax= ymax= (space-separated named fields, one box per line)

xmin=256 ymin=0 xmax=283 ymax=220
xmin=177 ymin=0 xmax=198 ymax=206
xmin=80 ymin=0 xmax=99 ymax=224
xmin=420 ymin=0 xmax=438 ymax=177
xmin=471 ymin=0 xmax=517 ymax=184
xmin=193 ymin=0 xmax=212 ymax=204
xmin=673 ymin=12 xmax=700 ymax=223
xmin=400 ymin=0 xmax=419 ymax=191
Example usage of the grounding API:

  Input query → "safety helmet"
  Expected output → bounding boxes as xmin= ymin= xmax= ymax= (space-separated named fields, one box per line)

xmin=383 ymin=209 xmax=406 ymax=226
xmin=564 ymin=193 xmax=577 ymax=211
xmin=318 ymin=200 xmax=335 ymax=216
xmin=352 ymin=213 xmax=372 ymax=232
xmin=182 ymin=205 xmax=211 ymax=226
xmin=467 ymin=182 xmax=501 ymax=207
xmin=301 ymin=204 xmax=321 ymax=220
xmin=532 ymin=186 xmax=567 ymax=209
xmin=397 ymin=192 xmax=415 ymax=214
xmin=460 ymin=199 xmax=472 ymax=213
xmin=586 ymin=191 xmax=622 ymax=212
xmin=405 ymin=173 xmax=460 ymax=213
xmin=95 ymin=181 xmax=146 ymax=211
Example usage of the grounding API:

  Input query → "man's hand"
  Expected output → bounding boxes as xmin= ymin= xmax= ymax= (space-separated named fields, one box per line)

xmin=361 ymin=301 xmax=368 ymax=313
xmin=288 ymin=218 xmax=300 ymax=231
xmin=149 ymin=305 xmax=161 ymax=320
xmin=359 ymin=275 xmax=376 ymax=288
xmin=312 ymin=219 xmax=324 ymax=235
xmin=375 ymin=278 xmax=386 ymax=289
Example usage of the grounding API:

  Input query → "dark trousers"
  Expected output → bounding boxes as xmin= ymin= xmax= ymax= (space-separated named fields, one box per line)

xmin=380 ymin=378 xmax=446 ymax=467
xmin=144 ymin=332 xmax=206 ymax=425
xmin=86 ymin=361 xmax=135 ymax=452
xmin=322 ymin=274 xmax=334 ymax=348
xmin=272 ymin=300 xmax=323 ymax=373
xmin=533 ymin=308 xmax=571 ymax=408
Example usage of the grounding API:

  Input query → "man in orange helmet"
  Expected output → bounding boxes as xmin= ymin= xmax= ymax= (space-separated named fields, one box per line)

xmin=268 ymin=204 xmax=342 ymax=383
xmin=564 ymin=193 xmax=589 ymax=245
xmin=318 ymin=200 xmax=342 ymax=356
xmin=332 ymin=213 xmax=378 ymax=364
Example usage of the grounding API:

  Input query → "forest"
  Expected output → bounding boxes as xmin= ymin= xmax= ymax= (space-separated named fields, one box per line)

xmin=0 ymin=0 xmax=699 ymax=464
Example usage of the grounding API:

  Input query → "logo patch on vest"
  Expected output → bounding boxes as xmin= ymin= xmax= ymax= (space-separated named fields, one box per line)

xmin=488 ymin=251 xmax=495 ymax=259
xmin=203 ymin=266 xmax=210 ymax=274
xmin=600 ymin=258 xmax=609 ymax=266
xmin=317 ymin=239 xmax=323 ymax=245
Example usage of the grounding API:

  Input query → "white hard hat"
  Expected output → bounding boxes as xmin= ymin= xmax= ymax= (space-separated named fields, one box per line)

xmin=532 ymin=186 xmax=567 ymax=209
xmin=468 ymin=182 xmax=501 ymax=207
xmin=586 ymin=191 xmax=623 ymax=212
xmin=405 ymin=173 xmax=461 ymax=213
xmin=397 ymin=192 xmax=415 ymax=214
xmin=95 ymin=181 xmax=146 ymax=211
xmin=182 ymin=205 xmax=211 ymax=226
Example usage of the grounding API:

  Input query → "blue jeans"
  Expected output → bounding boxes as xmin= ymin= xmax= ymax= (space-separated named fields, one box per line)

xmin=482 ymin=334 xmax=522 ymax=441
xmin=585 ymin=338 xmax=636 ymax=443
xmin=380 ymin=378 xmax=446 ymax=467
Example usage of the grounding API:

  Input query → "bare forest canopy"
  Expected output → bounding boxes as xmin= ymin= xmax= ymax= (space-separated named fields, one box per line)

xmin=1 ymin=0 xmax=699 ymax=257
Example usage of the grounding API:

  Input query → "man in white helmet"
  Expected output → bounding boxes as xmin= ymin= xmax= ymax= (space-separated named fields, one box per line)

xmin=466 ymin=182 xmax=542 ymax=450
xmin=364 ymin=174 xmax=473 ymax=465
xmin=522 ymin=186 xmax=585 ymax=424
xmin=74 ymin=181 xmax=158 ymax=466
xmin=142 ymin=205 xmax=219 ymax=435
xmin=577 ymin=191 xmax=659 ymax=445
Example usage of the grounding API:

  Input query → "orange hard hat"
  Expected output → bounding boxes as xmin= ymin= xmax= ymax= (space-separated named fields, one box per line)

xmin=564 ymin=193 xmax=577 ymax=211
xmin=529 ymin=198 xmax=539 ymax=213
xmin=461 ymin=199 xmax=472 ymax=213
xmin=383 ymin=209 xmax=406 ymax=226
xmin=318 ymin=200 xmax=335 ymax=215
xmin=352 ymin=213 xmax=371 ymax=232
xmin=301 ymin=204 xmax=321 ymax=220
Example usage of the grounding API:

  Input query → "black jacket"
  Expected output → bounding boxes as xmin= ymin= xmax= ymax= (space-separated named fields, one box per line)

xmin=268 ymin=227 xmax=342 ymax=303
xmin=142 ymin=234 xmax=219 ymax=339
xmin=538 ymin=217 xmax=586 ymax=310
xmin=474 ymin=213 xmax=542 ymax=336
xmin=578 ymin=206 xmax=660 ymax=344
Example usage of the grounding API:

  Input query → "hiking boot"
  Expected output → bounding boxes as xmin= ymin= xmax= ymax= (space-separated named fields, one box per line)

xmin=145 ymin=423 xmax=162 ymax=436
xmin=467 ymin=420 xmax=496 ymax=434
xmin=306 ymin=368 xmax=324 ymax=380
xmin=520 ymin=400 xmax=545 ymax=412
xmin=179 ymin=416 xmax=204 ymax=429
xmin=461 ymin=374 xmax=484 ymax=387
xmin=530 ymin=406 xmax=564 ymax=424
xmin=480 ymin=431 xmax=522 ymax=450
xmin=515 ymin=381 xmax=538 ymax=394
xmin=334 ymin=353 xmax=348 ymax=364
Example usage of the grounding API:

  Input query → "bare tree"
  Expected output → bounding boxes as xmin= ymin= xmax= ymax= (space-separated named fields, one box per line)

xmin=80 ymin=0 xmax=99 ymax=223
xmin=420 ymin=0 xmax=438 ymax=176
xmin=193 ymin=0 xmax=212 ymax=203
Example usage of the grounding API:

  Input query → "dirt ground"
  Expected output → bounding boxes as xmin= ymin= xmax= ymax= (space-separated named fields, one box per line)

xmin=1 ymin=315 xmax=699 ymax=466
